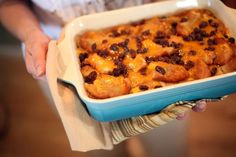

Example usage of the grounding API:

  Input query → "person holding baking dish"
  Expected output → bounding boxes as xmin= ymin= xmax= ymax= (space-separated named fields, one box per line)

xmin=0 ymin=0 xmax=228 ymax=155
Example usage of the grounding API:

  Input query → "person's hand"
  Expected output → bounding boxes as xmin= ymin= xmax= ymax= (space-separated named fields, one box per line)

xmin=176 ymin=100 xmax=207 ymax=120
xmin=24 ymin=29 xmax=51 ymax=79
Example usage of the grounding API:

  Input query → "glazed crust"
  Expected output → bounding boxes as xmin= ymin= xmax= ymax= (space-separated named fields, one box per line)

xmin=76 ymin=9 xmax=236 ymax=99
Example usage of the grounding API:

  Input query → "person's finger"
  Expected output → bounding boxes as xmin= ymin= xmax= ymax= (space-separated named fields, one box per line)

xmin=25 ymin=49 xmax=37 ymax=77
xmin=192 ymin=100 xmax=207 ymax=112
xmin=31 ymin=42 xmax=48 ymax=77
xmin=176 ymin=111 xmax=189 ymax=120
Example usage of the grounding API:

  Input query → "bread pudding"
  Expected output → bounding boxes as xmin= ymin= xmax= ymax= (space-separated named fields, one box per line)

xmin=75 ymin=9 xmax=236 ymax=99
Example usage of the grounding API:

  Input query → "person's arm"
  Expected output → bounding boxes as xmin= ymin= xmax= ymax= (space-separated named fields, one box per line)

xmin=0 ymin=0 xmax=50 ymax=78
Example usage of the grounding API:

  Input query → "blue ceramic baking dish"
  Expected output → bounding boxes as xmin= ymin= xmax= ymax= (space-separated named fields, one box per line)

xmin=56 ymin=0 xmax=236 ymax=121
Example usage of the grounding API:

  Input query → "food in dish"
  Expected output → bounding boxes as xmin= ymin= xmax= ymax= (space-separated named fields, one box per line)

xmin=75 ymin=9 xmax=236 ymax=99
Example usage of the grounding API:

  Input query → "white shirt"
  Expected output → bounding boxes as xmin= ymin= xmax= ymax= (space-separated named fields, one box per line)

xmin=31 ymin=0 xmax=152 ymax=38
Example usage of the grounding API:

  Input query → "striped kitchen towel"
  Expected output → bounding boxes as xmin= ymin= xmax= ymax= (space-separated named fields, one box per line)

xmin=111 ymin=96 xmax=226 ymax=144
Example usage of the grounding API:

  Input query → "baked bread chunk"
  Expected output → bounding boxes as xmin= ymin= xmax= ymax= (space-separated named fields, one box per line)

xmin=76 ymin=9 xmax=236 ymax=99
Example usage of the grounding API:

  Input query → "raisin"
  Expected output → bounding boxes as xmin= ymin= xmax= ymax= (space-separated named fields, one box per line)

xmin=154 ymin=38 xmax=169 ymax=47
xmin=209 ymin=30 xmax=216 ymax=36
xmin=195 ymin=34 xmax=203 ymax=41
xmin=79 ymin=53 xmax=88 ymax=62
xmin=224 ymin=34 xmax=229 ymax=39
xmin=84 ymin=71 xmax=97 ymax=84
xmin=208 ymin=19 xmax=213 ymax=24
xmin=142 ymin=30 xmax=151 ymax=36
xmin=170 ymin=42 xmax=183 ymax=49
xmin=155 ymin=66 xmax=166 ymax=75
xmin=211 ymin=67 xmax=217 ymax=76
xmin=188 ymin=50 xmax=197 ymax=56
xmin=157 ymin=56 xmax=170 ymax=63
xmin=184 ymin=61 xmax=195 ymax=70
xmin=199 ymin=21 xmax=208 ymax=28
xmin=180 ymin=17 xmax=188 ymax=22
xmin=110 ymin=43 xmax=119 ymax=51
xmin=137 ymin=47 xmax=148 ymax=54
xmin=171 ymin=54 xmax=184 ymax=65
xmin=91 ymin=43 xmax=97 ymax=51
xmin=139 ymin=67 xmax=147 ymax=75
xmin=139 ymin=85 xmax=149 ymax=91
xmin=194 ymin=28 xmax=201 ymax=34
xmin=171 ymin=22 xmax=178 ymax=28
xmin=118 ymin=53 xmax=126 ymax=61
xmin=136 ymin=36 xmax=143 ymax=48
xmin=228 ymin=37 xmax=235 ymax=44
xmin=120 ymin=29 xmax=130 ymax=35
xmin=210 ymin=22 xmax=219 ymax=28
xmin=207 ymin=39 xmax=215 ymax=46
xmin=112 ymin=68 xmax=121 ymax=77
xmin=154 ymin=85 xmax=162 ymax=88
xmin=145 ymin=57 xmax=156 ymax=64
xmin=204 ymin=47 xmax=215 ymax=51
xmin=97 ymin=50 xmax=109 ymax=58
xmin=112 ymin=63 xmax=127 ymax=77
xmin=156 ymin=31 xmax=166 ymax=39
xmin=183 ymin=35 xmax=194 ymax=41
xmin=129 ymin=49 xmax=136 ymax=58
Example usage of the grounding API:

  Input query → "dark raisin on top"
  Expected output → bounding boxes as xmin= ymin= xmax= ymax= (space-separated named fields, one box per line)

xmin=188 ymin=50 xmax=197 ymax=56
xmin=112 ymin=63 xmax=127 ymax=77
xmin=169 ymin=52 xmax=184 ymax=65
xmin=154 ymin=85 xmax=162 ymax=88
xmin=97 ymin=50 xmax=109 ymax=58
xmin=145 ymin=57 xmax=156 ymax=64
xmin=154 ymin=38 xmax=169 ymax=47
xmin=184 ymin=60 xmax=195 ymax=70
xmin=156 ymin=31 xmax=166 ymax=39
xmin=139 ymin=85 xmax=149 ymax=91
xmin=118 ymin=53 xmax=126 ymax=61
xmin=228 ymin=37 xmax=235 ymax=44
xmin=155 ymin=66 xmax=166 ymax=75
xmin=208 ymin=19 xmax=213 ymax=24
xmin=180 ymin=17 xmax=188 ymax=23
xmin=79 ymin=53 xmax=88 ymax=62
xmin=84 ymin=71 xmax=97 ymax=84
xmin=120 ymin=29 xmax=130 ymax=35
xmin=199 ymin=21 xmax=208 ymax=28
xmin=110 ymin=43 xmax=119 ymax=51
xmin=211 ymin=67 xmax=217 ymax=76
xmin=204 ymin=47 xmax=215 ymax=51
xmin=135 ymin=36 xmax=143 ymax=49
xmin=139 ymin=67 xmax=147 ymax=75
xmin=210 ymin=22 xmax=219 ymax=28
xmin=207 ymin=38 xmax=217 ymax=46
xmin=171 ymin=22 xmax=178 ymax=28
xmin=169 ymin=42 xmax=183 ymax=49
xmin=224 ymin=34 xmax=229 ymax=39
xmin=142 ymin=30 xmax=151 ymax=36
xmin=137 ymin=47 xmax=148 ymax=54
xmin=91 ymin=43 xmax=97 ymax=51
xmin=129 ymin=49 xmax=137 ymax=58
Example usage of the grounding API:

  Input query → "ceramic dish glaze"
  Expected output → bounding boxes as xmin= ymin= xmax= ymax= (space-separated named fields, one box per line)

xmin=55 ymin=0 xmax=236 ymax=121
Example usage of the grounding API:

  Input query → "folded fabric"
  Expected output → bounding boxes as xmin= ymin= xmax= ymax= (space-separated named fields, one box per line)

xmin=46 ymin=40 xmax=224 ymax=151
xmin=111 ymin=97 xmax=226 ymax=144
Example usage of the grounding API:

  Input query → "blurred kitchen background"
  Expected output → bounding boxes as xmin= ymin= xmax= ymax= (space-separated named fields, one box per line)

xmin=1 ymin=1 xmax=236 ymax=157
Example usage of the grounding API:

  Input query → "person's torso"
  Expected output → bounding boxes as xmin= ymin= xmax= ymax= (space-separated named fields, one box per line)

xmin=32 ymin=0 xmax=151 ymax=25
